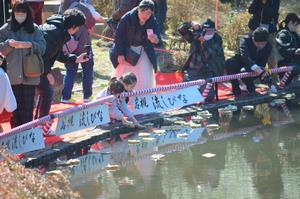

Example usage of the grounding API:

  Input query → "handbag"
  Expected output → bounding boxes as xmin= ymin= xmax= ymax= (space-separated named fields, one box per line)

xmin=125 ymin=47 xmax=142 ymax=66
xmin=23 ymin=48 xmax=44 ymax=78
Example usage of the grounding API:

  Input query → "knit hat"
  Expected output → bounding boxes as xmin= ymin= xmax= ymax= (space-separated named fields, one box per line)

xmin=253 ymin=27 xmax=269 ymax=42
xmin=202 ymin=19 xmax=215 ymax=29
xmin=139 ymin=0 xmax=155 ymax=11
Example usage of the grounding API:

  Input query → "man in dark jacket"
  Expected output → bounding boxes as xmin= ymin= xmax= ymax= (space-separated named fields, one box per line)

xmin=35 ymin=9 xmax=88 ymax=118
xmin=225 ymin=27 xmax=272 ymax=96
xmin=248 ymin=0 xmax=280 ymax=33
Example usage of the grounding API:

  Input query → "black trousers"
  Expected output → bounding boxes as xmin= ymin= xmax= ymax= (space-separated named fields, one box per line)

xmin=11 ymin=84 xmax=35 ymax=128
xmin=225 ymin=57 xmax=256 ymax=96
xmin=36 ymin=75 xmax=54 ymax=118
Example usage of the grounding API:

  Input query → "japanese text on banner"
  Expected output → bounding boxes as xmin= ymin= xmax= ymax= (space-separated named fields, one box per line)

xmin=132 ymin=86 xmax=203 ymax=114
xmin=55 ymin=104 xmax=110 ymax=135
xmin=0 ymin=127 xmax=45 ymax=154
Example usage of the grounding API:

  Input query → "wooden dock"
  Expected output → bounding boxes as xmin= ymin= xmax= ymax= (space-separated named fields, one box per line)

xmin=21 ymin=83 xmax=300 ymax=168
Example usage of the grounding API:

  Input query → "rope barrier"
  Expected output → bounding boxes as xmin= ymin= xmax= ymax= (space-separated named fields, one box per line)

xmin=90 ymin=32 xmax=114 ymax=41
xmin=279 ymin=70 xmax=292 ymax=89
xmin=0 ymin=96 xmax=114 ymax=139
xmin=89 ymin=32 xmax=184 ymax=54
xmin=202 ymin=83 xmax=213 ymax=99
xmin=210 ymin=66 xmax=293 ymax=84
xmin=0 ymin=115 xmax=52 ymax=139
xmin=53 ymin=96 xmax=114 ymax=118
xmin=281 ymin=103 xmax=294 ymax=122
xmin=121 ymin=79 xmax=206 ymax=97
xmin=0 ymin=66 xmax=293 ymax=139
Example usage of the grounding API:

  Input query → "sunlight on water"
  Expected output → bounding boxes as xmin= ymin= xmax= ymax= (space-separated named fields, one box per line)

xmin=67 ymin=103 xmax=300 ymax=199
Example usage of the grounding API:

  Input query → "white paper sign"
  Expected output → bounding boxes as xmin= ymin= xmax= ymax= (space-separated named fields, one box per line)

xmin=132 ymin=86 xmax=204 ymax=114
xmin=0 ymin=127 xmax=45 ymax=154
xmin=55 ymin=104 xmax=110 ymax=135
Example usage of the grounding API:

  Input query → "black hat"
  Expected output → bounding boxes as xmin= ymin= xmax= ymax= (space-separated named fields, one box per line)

xmin=253 ymin=27 xmax=269 ymax=42
xmin=139 ymin=0 xmax=155 ymax=11
xmin=202 ymin=19 xmax=215 ymax=29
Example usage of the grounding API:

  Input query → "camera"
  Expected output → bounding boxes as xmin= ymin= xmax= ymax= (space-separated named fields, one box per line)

xmin=193 ymin=28 xmax=207 ymax=40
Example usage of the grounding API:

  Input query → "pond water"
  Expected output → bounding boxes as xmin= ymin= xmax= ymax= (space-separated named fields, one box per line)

xmin=68 ymin=103 xmax=300 ymax=199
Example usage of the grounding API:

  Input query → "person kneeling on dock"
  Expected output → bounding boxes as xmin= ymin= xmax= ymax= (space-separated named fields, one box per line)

xmin=177 ymin=19 xmax=225 ymax=101
xmin=96 ymin=76 xmax=140 ymax=127
xmin=225 ymin=27 xmax=276 ymax=96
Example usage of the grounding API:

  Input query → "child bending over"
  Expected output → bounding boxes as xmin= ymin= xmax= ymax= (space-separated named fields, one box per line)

xmin=97 ymin=74 xmax=140 ymax=127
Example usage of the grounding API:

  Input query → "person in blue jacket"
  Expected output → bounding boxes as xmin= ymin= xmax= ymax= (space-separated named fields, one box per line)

xmin=110 ymin=0 xmax=162 ymax=91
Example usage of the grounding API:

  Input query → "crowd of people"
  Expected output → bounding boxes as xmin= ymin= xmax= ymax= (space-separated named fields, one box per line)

xmin=178 ymin=0 xmax=300 ymax=99
xmin=0 ymin=0 xmax=299 ymax=131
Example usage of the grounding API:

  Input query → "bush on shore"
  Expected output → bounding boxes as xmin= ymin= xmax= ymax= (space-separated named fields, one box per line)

xmin=0 ymin=149 xmax=80 ymax=199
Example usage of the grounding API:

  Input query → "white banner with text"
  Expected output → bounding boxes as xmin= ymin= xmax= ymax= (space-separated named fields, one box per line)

xmin=0 ymin=127 xmax=45 ymax=154
xmin=132 ymin=86 xmax=203 ymax=114
xmin=55 ymin=104 xmax=110 ymax=135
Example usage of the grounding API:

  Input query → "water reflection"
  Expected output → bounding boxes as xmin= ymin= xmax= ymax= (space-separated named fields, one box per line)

xmin=68 ymin=103 xmax=300 ymax=199
xmin=281 ymin=160 xmax=300 ymax=199
xmin=70 ymin=127 xmax=204 ymax=184
xmin=194 ymin=144 xmax=259 ymax=198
